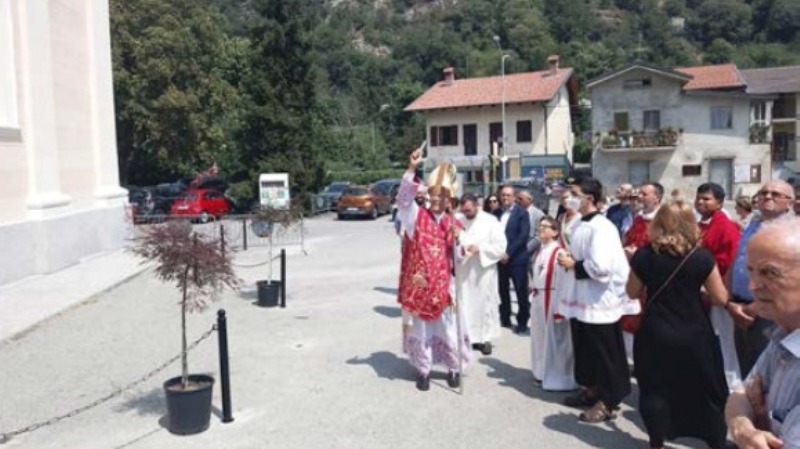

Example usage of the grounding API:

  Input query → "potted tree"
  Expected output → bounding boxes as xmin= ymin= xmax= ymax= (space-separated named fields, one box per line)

xmin=131 ymin=221 xmax=239 ymax=435
xmin=250 ymin=202 xmax=304 ymax=307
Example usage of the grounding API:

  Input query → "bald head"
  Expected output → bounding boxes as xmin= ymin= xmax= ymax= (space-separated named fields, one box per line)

xmin=616 ymin=183 xmax=633 ymax=199
xmin=755 ymin=180 xmax=794 ymax=220
xmin=747 ymin=217 xmax=800 ymax=329
xmin=517 ymin=190 xmax=533 ymax=208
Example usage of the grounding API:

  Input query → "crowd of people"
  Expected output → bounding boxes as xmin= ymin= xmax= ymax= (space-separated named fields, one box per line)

xmin=393 ymin=148 xmax=800 ymax=449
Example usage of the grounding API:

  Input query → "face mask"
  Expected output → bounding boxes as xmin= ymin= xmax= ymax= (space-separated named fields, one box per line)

xmin=565 ymin=196 xmax=581 ymax=211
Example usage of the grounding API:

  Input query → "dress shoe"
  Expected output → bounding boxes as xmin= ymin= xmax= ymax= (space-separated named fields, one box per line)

xmin=471 ymin=343 xmax=484 ymax=351
xmin=446 ymin=371 xmax=461 ymax=388
xmin=480 ymin=341 xmax=493 ymax=355
xmin=514 ymin=326 xmax=530 ymax=335
xmin=416 ymin=375 xmax=430 ymax=391
xmin=500 ymin=321 xmax=513 ymax=329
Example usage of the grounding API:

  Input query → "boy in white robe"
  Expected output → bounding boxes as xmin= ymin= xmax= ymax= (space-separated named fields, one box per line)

xmin=455 ymin=193 xmax=507 ymax=355
xmin=530 ymin=216 xmax=578 ymax=391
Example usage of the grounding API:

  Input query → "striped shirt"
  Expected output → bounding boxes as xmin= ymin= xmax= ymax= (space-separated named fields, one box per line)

xmin=746 ymin=328 xmax=800 ymax=448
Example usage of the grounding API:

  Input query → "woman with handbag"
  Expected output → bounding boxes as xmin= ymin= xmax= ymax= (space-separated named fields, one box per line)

xmin=626 ymin=200 xmax=751 ymax=449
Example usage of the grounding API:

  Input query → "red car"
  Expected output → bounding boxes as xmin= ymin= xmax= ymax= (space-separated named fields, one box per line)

xmin=170 ymin=189 xmax=231 ymax=223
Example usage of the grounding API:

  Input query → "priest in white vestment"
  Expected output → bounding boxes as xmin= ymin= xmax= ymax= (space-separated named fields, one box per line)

xmin=529 ymin=216 xmax=578 ymax=391
xmin=454 ymin=194 xmax=507 ymax=355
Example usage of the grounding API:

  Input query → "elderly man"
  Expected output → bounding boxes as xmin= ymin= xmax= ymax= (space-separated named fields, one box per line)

xmin=396 ymin=149 xmax=469 ymax=391
xmin=725 ymin=217 xmax=800 ymax=449
xmin=729 ymin=181 xmax=795 ymax=378
xmin=517 ymin=190 xmax=546 ymax=257
xmin=455 ymin=193 xmax=507 ymax=355
xmin=606 ymin=183 xmax=634 ymax=238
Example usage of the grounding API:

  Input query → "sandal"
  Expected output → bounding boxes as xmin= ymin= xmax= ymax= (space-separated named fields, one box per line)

xmin=563 ymin=389 xmax=598 ymax=408
xmin=579 ymin=401 xmax=617 ymax=423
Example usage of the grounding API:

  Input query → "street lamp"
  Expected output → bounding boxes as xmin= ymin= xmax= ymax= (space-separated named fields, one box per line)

xmin=493 ymin=36 xmax=510 ymax=182
xmin=371 ymin=103 xmax=391 ymax=159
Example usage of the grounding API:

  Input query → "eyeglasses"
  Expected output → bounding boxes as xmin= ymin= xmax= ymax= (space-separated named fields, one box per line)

xmin=488 ymin=199 xmax=498 ymax=203
xmin=538 ymin=224 xmax=556 ymax=230
xmin=755 ymin=190 xmax=792 ymax=200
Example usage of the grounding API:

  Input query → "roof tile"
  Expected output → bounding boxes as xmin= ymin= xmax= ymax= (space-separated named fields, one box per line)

xmin=405 ymin=68 xmax=573 ymax=112
xmin=675 ymin=64 xmax=745 ymax=90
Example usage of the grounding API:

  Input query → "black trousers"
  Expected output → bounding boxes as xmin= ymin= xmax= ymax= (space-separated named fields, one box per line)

xmin=570 ymin=319 xmax=631 ymax=408
xmin=498 ymin=262 xmax=530 ymax=328
xmin=734 ymin=315 xmax=773 ymax=377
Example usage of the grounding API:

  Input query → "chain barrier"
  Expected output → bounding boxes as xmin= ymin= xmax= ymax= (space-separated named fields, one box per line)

xmin=0 ymin=326 xmax=217 ymax=445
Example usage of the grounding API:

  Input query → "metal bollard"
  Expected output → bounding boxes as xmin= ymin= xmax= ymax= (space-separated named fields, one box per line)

xmin=242 ymin=217 xmax=248 ymax=251
xmin=217 ymin=309 xmax=234 ymax=423
xmin=280 ymin=249 xmax=286 ymax=308
xmin=220 ymin=224 xmax=226 ymax=256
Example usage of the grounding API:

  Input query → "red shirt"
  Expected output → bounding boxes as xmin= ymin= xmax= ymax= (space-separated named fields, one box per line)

xmin=698 ymin=211 xmax=741 ymax=277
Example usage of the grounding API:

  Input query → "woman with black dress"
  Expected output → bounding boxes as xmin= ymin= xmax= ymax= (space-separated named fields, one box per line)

xmin=626 ymin=200 xmax=750 ymax=449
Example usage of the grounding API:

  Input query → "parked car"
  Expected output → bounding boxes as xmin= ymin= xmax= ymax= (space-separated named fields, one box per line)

xmin=316 ymin=181 xmax=351 ymax=211
xmin=372 ymin=178 xmax=402 ymax=221
xmin=128 ymin=186 xmax=183 ymax=223
xmin=170 ymin=189 xmax=232 ymax=223
xmin=337 ymin=185 xmax=392 ymax=220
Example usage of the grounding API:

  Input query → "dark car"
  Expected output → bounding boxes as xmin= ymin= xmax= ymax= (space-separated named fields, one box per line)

xmin=316 ymin=181 xmax=351 ymax=211
xmin=129 ymin=186 xmax=182 ymax=223
xmin=372 ymin=178 xmax=402 ymax=220
xmin=337 ymin=185 xmax=392 ymax=220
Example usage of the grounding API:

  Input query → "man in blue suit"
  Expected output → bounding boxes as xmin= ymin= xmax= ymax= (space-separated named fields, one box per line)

xmin=494 ymin=185 xmax=532 ymax=334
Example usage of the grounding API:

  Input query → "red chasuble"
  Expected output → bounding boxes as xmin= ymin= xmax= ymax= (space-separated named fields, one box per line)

xmin=623 ymin=215 xmax=650 ymax=249
xmin=397 ymin=208 xmax=457 ymax=321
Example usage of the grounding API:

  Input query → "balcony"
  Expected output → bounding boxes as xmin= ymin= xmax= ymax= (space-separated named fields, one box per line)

xmin=596 ymin=128 xmax=681 ymax=152
xmin=750 ymin=123 xmax=769 ymax=144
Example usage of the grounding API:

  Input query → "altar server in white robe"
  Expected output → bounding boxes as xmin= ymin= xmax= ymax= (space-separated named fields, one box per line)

xmin=454 ymin=193 xmax=507 ymax=356
xmin=530 ymin=216 xmax=578 ymax=391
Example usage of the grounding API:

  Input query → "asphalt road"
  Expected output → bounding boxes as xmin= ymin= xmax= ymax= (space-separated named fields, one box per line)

xmin=0 ymin=213 xmax=708 ymax=449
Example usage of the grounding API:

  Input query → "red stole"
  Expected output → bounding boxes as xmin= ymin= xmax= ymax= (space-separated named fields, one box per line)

xmin=397 ymin=209 xmax=457 ymax=321
xmin=534 ymin=246 xmax=564 ymax=320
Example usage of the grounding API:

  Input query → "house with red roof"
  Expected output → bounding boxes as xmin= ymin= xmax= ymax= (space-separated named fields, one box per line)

xmin=587 ymin=63 xmax=774 ymax=198
xmin=405 ymin=56 xmax=578 ymax=192
xmin=740 ymin=65 xmax=800 ymax=180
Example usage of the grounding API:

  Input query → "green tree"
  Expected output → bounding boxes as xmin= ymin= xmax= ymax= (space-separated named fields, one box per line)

xmin=236 ymin=0 xmax=326 ymax=207
xmin=110 ymin=0 xmax=240 ymax=186
xmin=689 ymin=0 xmax=753 ymax=45
xmin=704 ymin=38 xmax=736 ymax=63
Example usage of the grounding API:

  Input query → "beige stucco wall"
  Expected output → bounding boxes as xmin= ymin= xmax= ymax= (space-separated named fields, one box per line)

xmin=423 ymin=83 xmax=574 ymax=167
xmin=0 ymin=0 xmax=129 ymax=285
xmin=590 ymin=68 xmax=770 ymax=198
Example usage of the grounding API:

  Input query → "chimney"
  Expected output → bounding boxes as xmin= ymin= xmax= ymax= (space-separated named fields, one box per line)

xmin=547 ymin=55 xmax=559 ymax=76
xmin=443 ymin=67 xmax=455 ymax=86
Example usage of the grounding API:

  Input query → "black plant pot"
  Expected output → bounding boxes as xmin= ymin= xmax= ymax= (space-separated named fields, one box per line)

xmin=257 ymin=280 xmax=281 ymax=307
xmin=163 ymin=374 xmax=215 ymax=435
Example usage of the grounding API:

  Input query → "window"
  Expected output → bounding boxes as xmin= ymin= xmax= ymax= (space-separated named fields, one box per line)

xmin=614 ymin=112 xmax=630 ymax=132
xmin=0 ymin=0 xmax=18 ymax=129
xmin=682 ymin=165 xmax=702 ymax=176
xmin=751 ymin=101 xmax=767 ymax=124
xmin=628 ymin=160 xmax=650 ymax=185
xmin=711 ymin=106 xmax=733 ymax=130
xmin=463 ymin=124 xmax=477 ymax=155
xmin=623 ymin=78 xmax=652 ymax=89
xmin=516 ymin=120 xmax=532 ymax=143
xmin=643 ymin=110 xmax=660 ymax=131
xmin=430 ymin=125 xmax=458 ymax=146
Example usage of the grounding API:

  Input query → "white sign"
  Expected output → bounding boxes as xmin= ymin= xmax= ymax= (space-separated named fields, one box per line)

xmin=734 ymin=164 xmax=750 ymax=183
xmin=259 ymin=173 xmax=290 ymax=209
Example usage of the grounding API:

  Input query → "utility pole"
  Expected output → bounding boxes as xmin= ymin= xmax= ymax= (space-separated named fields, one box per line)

xmin=493 ymin=36 xmax=510 ymax=182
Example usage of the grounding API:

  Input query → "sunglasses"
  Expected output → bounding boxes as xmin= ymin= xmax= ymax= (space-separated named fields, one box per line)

xmin=488 ymin=199 xmax=498 ymax=203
